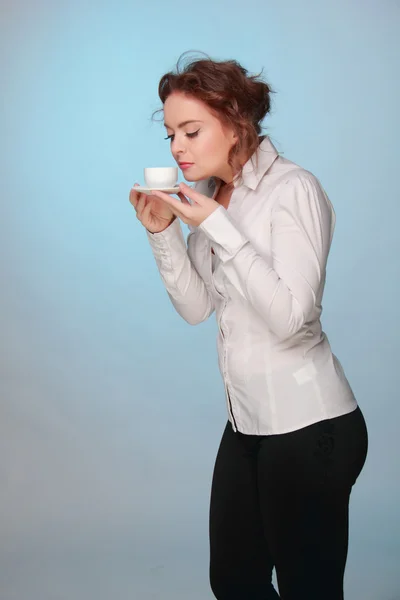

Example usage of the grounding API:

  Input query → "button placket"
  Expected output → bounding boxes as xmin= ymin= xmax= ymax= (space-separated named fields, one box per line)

xmin=207 ymin=238 xmax=238 ymax=431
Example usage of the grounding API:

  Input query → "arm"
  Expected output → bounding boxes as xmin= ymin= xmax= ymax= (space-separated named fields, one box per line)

xmin=199 ymin=172 xmax=334 ymax=340
xmin=146 ymin=218 xmax=215 ymax=325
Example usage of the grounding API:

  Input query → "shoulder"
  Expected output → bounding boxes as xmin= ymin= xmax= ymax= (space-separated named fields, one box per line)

xmin=279 ymin=169 xmax=322 ymax=193
xmin=264 ymin=160 xmax=330 ymax=212
xmin=257 ymin=161 xmax=335 ymax=239
xmin=265 ymin=155 xmax=322 ymax=192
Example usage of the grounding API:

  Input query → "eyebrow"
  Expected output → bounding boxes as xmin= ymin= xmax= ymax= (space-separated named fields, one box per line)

xmin=163 ymin=119 xmax=203 ymax=130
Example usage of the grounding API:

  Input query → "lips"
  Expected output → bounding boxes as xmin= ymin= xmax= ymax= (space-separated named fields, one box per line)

xmin=179 ymin=162 xmax=194 ymax=168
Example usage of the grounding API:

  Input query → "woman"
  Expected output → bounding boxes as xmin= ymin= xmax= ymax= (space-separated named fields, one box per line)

xmin=129 ymin=54 xmax=368 ymax=600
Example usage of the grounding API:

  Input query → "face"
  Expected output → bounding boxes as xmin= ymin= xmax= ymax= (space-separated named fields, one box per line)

xmin=163 ymin=92 xmax=238 ymax=183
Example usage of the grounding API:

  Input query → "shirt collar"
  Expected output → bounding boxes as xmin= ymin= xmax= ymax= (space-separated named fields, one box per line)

xmin=206 ymin=136 xmax=280 ymax=194
xmin=234 ymin=135 xmax=279 ymax=190
xmin=205 ymin=136 xmax=280 ymax=196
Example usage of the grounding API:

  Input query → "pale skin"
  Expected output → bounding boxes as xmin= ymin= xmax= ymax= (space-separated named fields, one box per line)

xmin=129 ymin=91 xmax=247 ymax=233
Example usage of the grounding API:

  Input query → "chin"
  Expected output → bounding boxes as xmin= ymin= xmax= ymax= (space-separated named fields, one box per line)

xmin=183 ymin=171 xmax=209 ymax=183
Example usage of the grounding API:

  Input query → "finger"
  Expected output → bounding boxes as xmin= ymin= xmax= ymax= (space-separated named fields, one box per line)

xmin=136 ymin=193 xmax=148 ymax=217
xmin=138 ymin=197 xmax=153 ymax=222
xmin=129 ymin=189 xmax=139 ymax=208
xmin=165 ymin=202 xmax=185 ymax=220
xmin=165 ymin=200 xmax=187 ymax=221
xmin=177 ymin=192 xmax=190 ymax=205
xmin=178 ymin=182 xmax=206 ymax=205
xmin=141 ymin=199 xmax=153 ymax=222
xmin=129 ymin=184 xmax=141 ymax=208
xmin=151 ymin=190 xmax=189 ymax=215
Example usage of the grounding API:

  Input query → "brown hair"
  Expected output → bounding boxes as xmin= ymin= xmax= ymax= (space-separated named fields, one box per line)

xmin=151 ymin=51 xmax=275 ymax=183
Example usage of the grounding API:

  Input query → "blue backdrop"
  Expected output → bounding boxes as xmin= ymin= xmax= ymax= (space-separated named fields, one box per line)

xmin=1 ymin=0 xmax=399 ymax=598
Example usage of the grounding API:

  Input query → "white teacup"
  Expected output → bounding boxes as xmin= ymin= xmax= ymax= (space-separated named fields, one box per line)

xmin=144 ymin=167 xmax=178 ymax=189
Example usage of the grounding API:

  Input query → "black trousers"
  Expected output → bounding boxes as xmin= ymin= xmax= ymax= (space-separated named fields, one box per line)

xmin=209 ymin=406 xmax=368 ymax=600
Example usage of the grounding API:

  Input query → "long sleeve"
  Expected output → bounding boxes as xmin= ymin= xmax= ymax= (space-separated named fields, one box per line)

xmin=146 ymin=218 xmax=215 ymax=325
xmin=199 ymin=172 xmax=334 ymax=340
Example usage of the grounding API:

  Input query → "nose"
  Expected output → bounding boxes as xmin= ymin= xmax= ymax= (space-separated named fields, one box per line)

xmin=170 ymin=135 xmax=186 ymax=158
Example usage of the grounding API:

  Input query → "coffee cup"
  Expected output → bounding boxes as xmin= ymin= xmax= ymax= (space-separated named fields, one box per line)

xmin=144 ymin=167 xmax=178 ymax=189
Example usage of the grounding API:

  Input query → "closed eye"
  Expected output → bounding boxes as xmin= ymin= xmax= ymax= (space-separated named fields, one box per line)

xmin=164 ymin=129 xmax=200 ymax=142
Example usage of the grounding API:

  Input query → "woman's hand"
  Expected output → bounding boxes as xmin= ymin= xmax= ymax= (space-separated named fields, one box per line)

xmin=151 ymin=182 xmax=220 ymax=228
xmin=129 ymin=184 xmax=176 ymax=233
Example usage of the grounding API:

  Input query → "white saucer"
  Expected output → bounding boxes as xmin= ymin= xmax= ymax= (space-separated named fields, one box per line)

xmin=133 ymin=186 xmax=180 ymax=195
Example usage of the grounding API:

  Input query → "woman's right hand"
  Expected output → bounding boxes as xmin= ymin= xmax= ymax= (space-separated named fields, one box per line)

xmin=129 ymin=184 xmax=176 ymax=233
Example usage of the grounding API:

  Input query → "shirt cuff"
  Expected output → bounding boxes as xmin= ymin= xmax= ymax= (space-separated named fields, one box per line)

xmin=146 ymin=217 xmax=187 ymax=272
xmin=199 ymin=205 xmax=248 ymax=261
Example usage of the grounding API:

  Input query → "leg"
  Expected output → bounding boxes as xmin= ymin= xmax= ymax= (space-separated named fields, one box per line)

xmin=257 ymin=407 xmax=368 ymax=600
xmin=209 ymin=421 xmax=280 ymax=600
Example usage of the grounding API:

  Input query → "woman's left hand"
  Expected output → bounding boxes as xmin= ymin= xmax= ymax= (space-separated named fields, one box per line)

xmin=151 ymin=182 xmax=220 ymax=227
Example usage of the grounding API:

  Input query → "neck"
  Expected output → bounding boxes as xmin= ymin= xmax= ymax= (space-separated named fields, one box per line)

xmin=216 ymin=167 xmax=235 ymax=185
xmin=218 ymin=179 xmax=234 ymax=193
xmin=217 ymin=144 xmax=253 ymax=185
xmin=217 ymin=164 xmax=240 ymax=188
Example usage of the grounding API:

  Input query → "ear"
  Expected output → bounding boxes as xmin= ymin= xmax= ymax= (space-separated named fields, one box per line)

xmin=222 ymin=121 xmax=238 ymax=144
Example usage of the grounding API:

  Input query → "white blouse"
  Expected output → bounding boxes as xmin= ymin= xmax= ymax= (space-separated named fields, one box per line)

xmin=146 ymin=136 xmax=357 ymax=435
